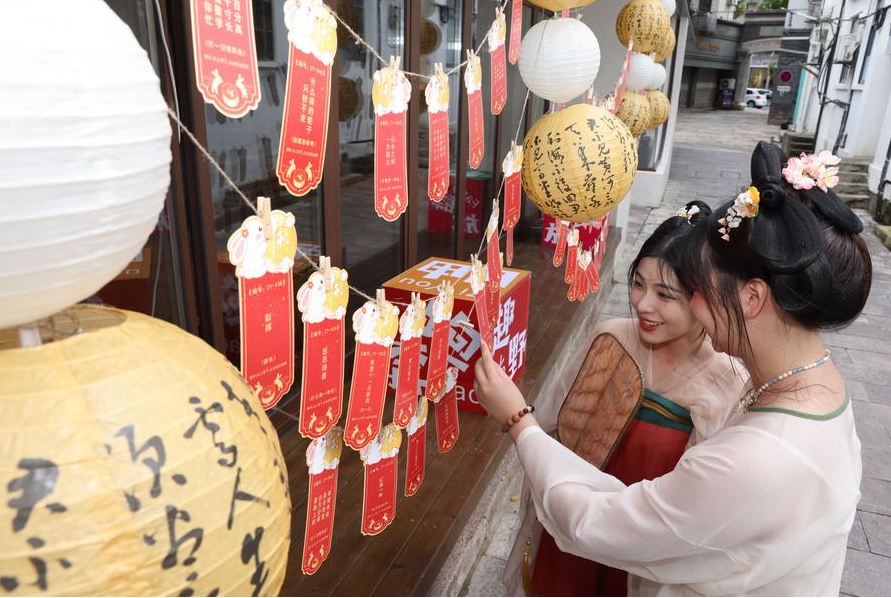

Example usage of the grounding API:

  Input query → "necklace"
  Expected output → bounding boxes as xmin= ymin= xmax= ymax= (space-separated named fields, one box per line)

xmin=738 ymin=349 xmax=832 ymax=412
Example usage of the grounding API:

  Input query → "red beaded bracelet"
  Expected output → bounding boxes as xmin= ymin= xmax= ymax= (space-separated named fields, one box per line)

xmin=501 ymin=405 xmax=535 ymax=434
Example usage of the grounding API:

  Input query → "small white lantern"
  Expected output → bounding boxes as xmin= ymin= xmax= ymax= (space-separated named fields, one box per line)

xmin=518 ymin=17 xmax=601 ymax=104
xmin=624 ymin=52 xmax=658 ymax=92
xmin=0 ymin=0 xmax=172 ymax=329
xmin=647 ymin=63 xmax=667 ymax=90
xmin=660 ymin=0 xmax=677 ymax=16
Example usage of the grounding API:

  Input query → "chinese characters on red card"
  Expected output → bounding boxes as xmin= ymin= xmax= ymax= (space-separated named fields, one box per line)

xmin=373 ymin=57 xmax=411 ymax=221
xmin=302 ymin=427 xmax=343 ymax=575
xmin=426 ymin=64 xmax=450 ymax=203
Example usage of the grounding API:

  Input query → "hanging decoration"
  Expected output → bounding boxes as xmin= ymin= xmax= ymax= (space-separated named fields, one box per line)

xmin=526 ymin=0 xmax=597 ymax=10
xmin=616 ymin=89 xmax=653 ymax=137
xmin=653 ymin=27 xmax=676 ymax=62
xmin=420 ymin=18 xmax=442 ymax=55
xmin=659 ymin=0 xmax=677 ymax=16
xmin=521 ymin=103 xmax=638 ymax=222
xmin=0 ymin=0 xmax=171 ymax=330
xmin=470 ymin=255 xmax=494 ymax=348
xmin=647 ymin=62 xmax=667 ymax=90
xmin=372 ymin=56 xmax=412 ymax=221
xmin=296 ymin=257 xmax=349 ymax=439
xmin=624 ymin=52 xmax=659 ymax=91
xmin=502 ymin=143 xmax=524 ymax=265
xmin=508 ymin=0 xmax=523 ymax=64
xmin=424 ymin=282 xmax=455 ymax=400
xmin=426 ymin=63 xmax=451 ymax=202
xmin=302 ymin=426 xmax=344 ymax=575
xmin=277 ymin=0 xmax=336 ymax=196
xmin=488 ymin=7 xmax=508 ymax=115
xmin=344 ymin=291 xmax=400 ymax=450
xmin=615 ymin=0 xmax=670 ymax=54
xmin=0 ymin=305 xmax=290 ymax=596
xmin=567 ymin=248 xmax=601 ymax=301
xmin=434 ymin=368 xmax=461 ymax=453
xmin=552 ymin=219 xmax=571 ymax=267
xmin=404 ymin=397 xmax=430 ymax=497
xmin=226 ymin=198 xmax=298 ymax=409
xmin=465 ymin=50 xmax=485 ymax=169
xmin=518 ymin=16 xmax=601 ymax=104
xmin=360 ymin=424 xmax=402 ymax=535
xmin=564 ymin=228 xmax=580 ymax=284
xmin=485 ymin=206 xmax=503 ymax=332
xmin=647 ymin=89 xmax=671 ymax=129
xmin=393 ymin=293 xmax=427 ymax=428
xmin=190 ymin=0 xmax=261 ymax=118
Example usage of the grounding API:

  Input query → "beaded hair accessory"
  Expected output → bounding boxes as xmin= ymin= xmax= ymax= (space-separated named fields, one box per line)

xmin=717 ymin=186 xmax=760 ymax=242
xmin=676 ymin=204 xmax=700 ymax=221
xmin=782 ymin=150 xmax=841 ymax=192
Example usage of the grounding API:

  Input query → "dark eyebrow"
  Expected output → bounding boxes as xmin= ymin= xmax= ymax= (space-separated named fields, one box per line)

xmin=655 ymin=282 xmax=682 ymax=295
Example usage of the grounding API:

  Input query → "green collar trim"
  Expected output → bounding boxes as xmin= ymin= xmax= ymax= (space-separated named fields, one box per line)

xmin=747 ymin=394 xmax=851 ymax=421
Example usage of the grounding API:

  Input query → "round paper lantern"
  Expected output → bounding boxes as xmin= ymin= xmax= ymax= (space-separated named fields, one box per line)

xmin=527 ymin=0 xmax=598 ymax=10
xmin=624 ymin=52 xmax=658 ymax=91
xmin=521 ymin=104 xmax=638 ymax=222
xmin=616 ymin=90 xmax=652 ymax=137
xmin=518 ymin=17 xmax=601 ymax=104
xmin=654 ymin=27 xmax=676 ymax=62
xmin=616 ymin=0 xmax=671 ymax=54
xmin=0 ymin=305 xmax=291 ymax=596
xmin=647 ymin=89 xmax=671 ymax=128
xmin=0 ymin=2 xmax=172 ymax=330
xmin=338 ymin=76 xmax=361 ymax=121
xmin=659 ymin=0 xmax=677 ymax=16
xmin=647 ymin=63 xmax=667 ymax=89
xmin=420 ymin=19 xmax=441 ymax=55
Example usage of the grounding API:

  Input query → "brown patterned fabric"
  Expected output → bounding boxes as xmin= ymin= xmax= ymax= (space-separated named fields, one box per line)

xmin=557 ymin=332 xmax=644 ymax=469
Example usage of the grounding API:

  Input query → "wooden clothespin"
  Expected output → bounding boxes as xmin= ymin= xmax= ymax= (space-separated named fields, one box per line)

xmin=257 ymin=196 xmax=272 ymax=240
xmin=376 ymin=288 xmax=386 ymax=307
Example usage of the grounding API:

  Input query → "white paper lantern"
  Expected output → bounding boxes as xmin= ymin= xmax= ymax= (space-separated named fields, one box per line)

xmin=660 ymin=0 xmax=677 ymax=16
xmin=0 ymin=0 xmax=172 ymax=329
xmin=518 ymin=17 xmax=601 ymax=104
xmin=624 ymin=52 xmax=658 ymax=92
xmin=647 ymin=63 xmax=667 ymax=89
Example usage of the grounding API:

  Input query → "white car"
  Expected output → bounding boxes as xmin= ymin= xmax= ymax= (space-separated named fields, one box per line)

xmin=745 ymin=88 xmax=767 ymax=108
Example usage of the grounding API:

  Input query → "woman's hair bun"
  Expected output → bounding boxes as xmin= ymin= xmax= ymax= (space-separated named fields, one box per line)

xmin=750 ymin=142 xmax=788 ymax=211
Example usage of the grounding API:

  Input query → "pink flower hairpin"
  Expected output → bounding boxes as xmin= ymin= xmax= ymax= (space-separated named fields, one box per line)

xmin=782 ymin=150 xmax=841 ymax=192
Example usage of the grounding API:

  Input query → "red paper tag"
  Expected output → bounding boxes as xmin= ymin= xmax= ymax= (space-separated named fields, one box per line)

xmin=434 ymin=368 xmax=460 ymax=453
xmin=465 ymin=52 xmax=485 ymax=169
xmin=302 ymin=427 xmax=343 ymax=575
xmin=426 ymin=65 xmax=450 ymax=203
xmin=345 ymin=297 xmax=400 ymax=450
xmin=360 ymin=424 xmax=402 ymax=535
xmin=485 ymin=210 xmax=502 ymax=332
xmin=470 ymin=257 xmax=493 ymax=348
xmin=297 ymin=265 xmax=350 ymax=438
xmin=565 ymin=228 xmax=579 ymax=284
xmin=404 ymin=398 xmax=429 ymax=497
xmin=393 ymin=294 xmax=427 ymax=428
xmin=508 ymin=0 xmax=523 ymax=65
xmin=190 ymin=0 xmax=261 ymax=118
xmin=551 ymin=219 xmax=570 ymax=266
xmin=502 ymin=145 xmax=523 ymax=265
xmin=424 ymin=283 xmax=455 ymax=400
xmin=373 ymin=59 xmax=411 ymax=221
xmin=488 ymin=11 xmax=508 ymax=116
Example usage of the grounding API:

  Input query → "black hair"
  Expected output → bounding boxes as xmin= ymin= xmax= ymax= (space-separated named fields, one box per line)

xmin=680 ymin=141 xmax=872 ymax=353
xmin=627 ymin=200 xmax=712 ymax=295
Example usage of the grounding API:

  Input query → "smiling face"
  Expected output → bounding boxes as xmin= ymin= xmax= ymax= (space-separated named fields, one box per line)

xmin=630 ymin=257 xmax=702 ymax=348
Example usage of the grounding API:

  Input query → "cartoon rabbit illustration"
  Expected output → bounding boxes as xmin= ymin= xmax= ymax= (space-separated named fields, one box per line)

xmin=226 ymin=217 xmax=268 ymax=279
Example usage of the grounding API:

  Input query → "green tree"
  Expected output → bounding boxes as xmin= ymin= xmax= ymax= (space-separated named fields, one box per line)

xmin=757 ymin=0 xmax=789 ymax=9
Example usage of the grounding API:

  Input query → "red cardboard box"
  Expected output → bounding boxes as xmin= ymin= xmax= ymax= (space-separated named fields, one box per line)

xmin=383 ymin=257 xmax=531 ymax=414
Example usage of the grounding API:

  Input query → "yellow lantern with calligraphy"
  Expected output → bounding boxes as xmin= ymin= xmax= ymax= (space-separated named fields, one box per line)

xmin=654 ymin=26 xmax=676 ymax=62
xmin=0 ymin=305 xmax=291 ymax=596
xmin=646 ymin=89 xmax=671 ymax=129
xmin=615 ymin=0 xmax=670 ymax=54
xmin=616 ymin=90 xmax=652 ymax=137
xmin=527 ymin=0 xmax=598 ymax=10
xmin=521 ymin=103 xmax=638 ymax=223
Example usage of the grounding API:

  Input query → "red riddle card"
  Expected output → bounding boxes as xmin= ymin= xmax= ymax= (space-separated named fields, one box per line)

xmin=565 ymin=228 xmax=579 ymax=285
xmin=470 ymin=255 xmax=493 ymax=349
xmin=501 ymin=144 xmax=523 ymax=266
xmin=344 ymin=293 xmax=400 ymax=450
xmin=485 ymin=207 xmax=502 ymax=332
xmin=360 ymin=424 xmax=402 ymax=535
xmin=508 ymin=0 xmax=522 ymax=65
xmin=404 ymin=397 xmax=429 ymax=497
xmin=426 ymin=64 xmax=450 ymax=203
xmin=302 ymin=426 xmax=343 ymax=575
xmin=226 ymin=208 xmax=298 ymax=409
xmin=296 ymin=258 xmax=349 ymax=438
xmin=393 ymin=293 xmax=427 ymax=429
xmin=552 ymin=219 xmax=570 ymax=267
xmin=488 ymin=8 xmax=507 ymax=116
xmin=277 ymin=0 xmax=337 ymax=196
xmin=424 ymin=282 xmax=455 ymax=401
xmin=190 ymin=0 xmax=261 ymax=118
xmin=434 ymin=368 xmax=460 ymax=453
xmin=373 ymin=57 xmax=412 ymax=221
xmin=464 ymin=51 xmax=484 ymax=169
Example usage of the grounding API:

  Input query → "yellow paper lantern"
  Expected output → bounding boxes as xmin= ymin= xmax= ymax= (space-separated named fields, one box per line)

xmin=615 ymin=0 xmax=670 ymax=54
xmin=420 ymin=19 xmax=441 ymax=55
xmin=646 ymin=89 xmax=671 ymax=129
xmin=0 ymin=306 xmax=291 ymax=596
xmin=653 ymin=26 xmax=676 ymax=62
xmin=521 ymin=104 xmax=638 ymax=223
xmin=616 ymin=90 xmax=653 ymax=137
xmin=527 ymin=0 xmax=598 ymax=10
